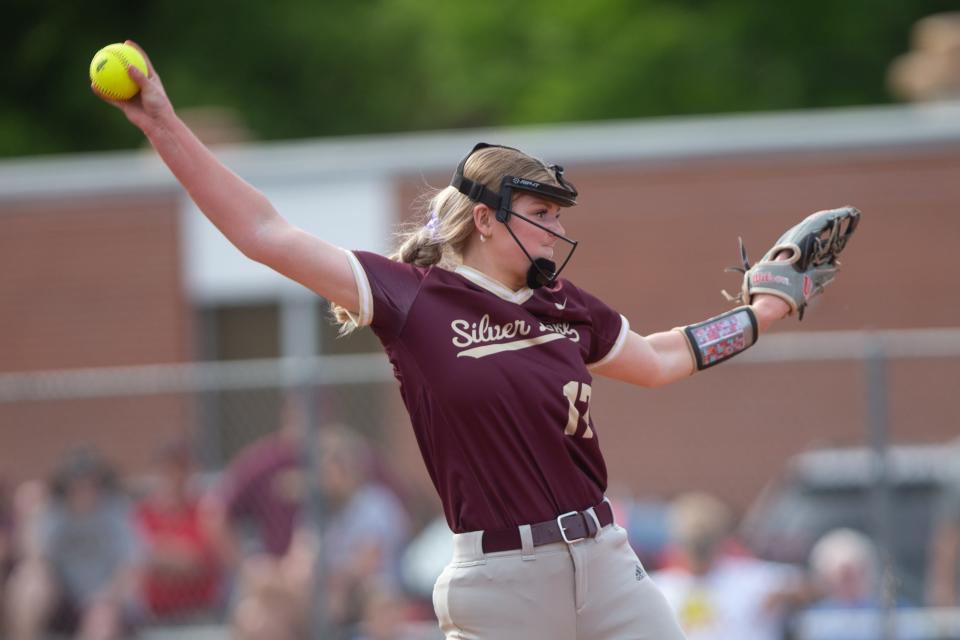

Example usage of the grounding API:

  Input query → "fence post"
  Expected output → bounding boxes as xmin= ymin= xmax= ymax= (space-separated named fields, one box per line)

xmin=281 ymin=297 xmax=327 ymax=639
xmin=867 ymin=334 xmax=896 ymax=640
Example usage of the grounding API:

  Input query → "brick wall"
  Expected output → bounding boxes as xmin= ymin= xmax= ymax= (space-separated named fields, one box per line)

xmin=0 ymin=193 xmax=191 ymax=480
xmin=1 ymin=141 xmax=957 ymax=508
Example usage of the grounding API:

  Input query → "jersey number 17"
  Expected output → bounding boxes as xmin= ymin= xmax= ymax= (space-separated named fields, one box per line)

xmin=562 ymin=381 xmax=593 ymax=439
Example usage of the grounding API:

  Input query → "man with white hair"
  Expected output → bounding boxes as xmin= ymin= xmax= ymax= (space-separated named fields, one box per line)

xmin=808 ymin=528 xmax=879 ymax=608
xmin=792 ymin=528 xmax=930 ymax=640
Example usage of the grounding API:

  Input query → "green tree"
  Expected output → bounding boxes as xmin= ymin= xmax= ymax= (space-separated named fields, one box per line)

xmin=2 ymin=0 xmax=954 ymax=157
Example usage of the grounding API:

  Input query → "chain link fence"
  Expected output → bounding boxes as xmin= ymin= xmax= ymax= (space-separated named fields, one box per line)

xmin=0 ymin=355 xmax=443 ymax=640
xmin=2 ymin=330 xmax=960 ymax=639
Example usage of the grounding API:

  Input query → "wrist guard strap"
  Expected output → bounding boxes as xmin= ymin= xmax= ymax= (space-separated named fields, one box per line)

xmin=679 ymin=306 xmax=758 ymax=371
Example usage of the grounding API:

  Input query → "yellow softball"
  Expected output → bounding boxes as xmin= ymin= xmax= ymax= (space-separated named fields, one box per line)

xmin=89 ymin=43 xmax=149 ymax=100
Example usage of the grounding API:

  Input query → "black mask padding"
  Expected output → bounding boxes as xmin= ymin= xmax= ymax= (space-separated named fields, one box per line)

xmin=527 ymin=258 xmax=558 ymax=289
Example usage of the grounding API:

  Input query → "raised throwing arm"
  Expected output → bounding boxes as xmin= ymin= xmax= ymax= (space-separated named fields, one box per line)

xmin=91 ymin=41 xmax=360 ymax=314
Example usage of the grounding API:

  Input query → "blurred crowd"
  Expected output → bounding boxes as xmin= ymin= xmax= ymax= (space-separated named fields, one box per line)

xmin=0 ymin=410 xmax=428 ymax=640
xmin=3 ymin=428 xmax=960 ymax=640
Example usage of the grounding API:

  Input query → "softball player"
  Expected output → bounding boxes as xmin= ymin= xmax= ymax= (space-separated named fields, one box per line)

xmin=95 ymin=42 xmax=857 ymax=640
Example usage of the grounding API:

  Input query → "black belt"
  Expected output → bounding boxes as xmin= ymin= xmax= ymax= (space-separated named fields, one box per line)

xmin=481 ymin=500 xmax=614 ymax=554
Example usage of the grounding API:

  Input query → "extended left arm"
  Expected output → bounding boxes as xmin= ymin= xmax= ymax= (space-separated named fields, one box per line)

xmin=594 ymin=207 xmax=859 ymax=388
xmin=593 ymin=295 xmax=788 ymax=387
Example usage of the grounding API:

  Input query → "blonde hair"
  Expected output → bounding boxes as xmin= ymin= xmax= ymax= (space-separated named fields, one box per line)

xmin=668 ymin=492 xmax=734 ymax=550
xmin=332 ymin=145 xmax=564 ymax=333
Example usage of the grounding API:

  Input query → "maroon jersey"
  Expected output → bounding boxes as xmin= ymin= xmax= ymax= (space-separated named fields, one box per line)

xmin=346 ymin=250 xmax=629 ymax=533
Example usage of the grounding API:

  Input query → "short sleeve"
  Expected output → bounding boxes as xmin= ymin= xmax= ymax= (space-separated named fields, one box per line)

xmin=348 ymin=250 xmax=425 ymax=341
xmin=218 ymin=468 xmax=248 ymax=520
xmin=111 ymin=500 xmax=141 ymax=564
xmin=574 ymin=285 xmax=629 ymax=369
xmin=38 ymin=508 xmax=59 ymax=555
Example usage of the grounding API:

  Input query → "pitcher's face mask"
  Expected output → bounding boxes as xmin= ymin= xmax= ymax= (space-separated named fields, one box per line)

xmin=450 ymin=142 xmax=579 ymax=289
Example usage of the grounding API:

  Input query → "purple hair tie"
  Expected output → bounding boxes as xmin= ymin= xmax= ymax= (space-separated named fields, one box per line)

xmin=424 ymin=210 xmax=440 ymax=240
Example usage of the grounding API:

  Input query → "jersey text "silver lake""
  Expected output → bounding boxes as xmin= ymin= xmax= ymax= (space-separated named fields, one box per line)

xmin=450 ymin=314 xmax=580 ymax=350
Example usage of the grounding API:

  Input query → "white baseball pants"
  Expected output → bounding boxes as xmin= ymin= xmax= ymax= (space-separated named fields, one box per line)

xmin=433 ymin=521 xmax=686 ymax=639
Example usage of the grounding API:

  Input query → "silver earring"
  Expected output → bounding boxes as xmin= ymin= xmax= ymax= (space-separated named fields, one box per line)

xmin=480 ymin=234 xmax=487 ymax=243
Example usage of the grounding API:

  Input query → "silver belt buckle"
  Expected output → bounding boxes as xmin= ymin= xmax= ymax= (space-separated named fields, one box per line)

xmin=557 ymin=510 xmax=586 ymax=544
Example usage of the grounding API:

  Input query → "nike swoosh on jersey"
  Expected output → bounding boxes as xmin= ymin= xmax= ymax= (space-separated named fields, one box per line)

xmin=554 ymin=298 xmax=568 ymax=310
xmin=456 ymin=333 xmax=566 ymax=359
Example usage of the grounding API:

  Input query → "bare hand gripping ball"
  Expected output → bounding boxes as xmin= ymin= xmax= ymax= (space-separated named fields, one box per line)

xmin=89 ymin=43 xmax=149 ymax=100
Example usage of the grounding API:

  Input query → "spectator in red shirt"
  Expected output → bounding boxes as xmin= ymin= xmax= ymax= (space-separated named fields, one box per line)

xmin=135 ymin=438 xmax=223 ymax=621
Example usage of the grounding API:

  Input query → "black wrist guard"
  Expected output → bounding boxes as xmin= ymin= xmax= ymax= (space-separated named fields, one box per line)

xmin=678 ymin=306 xmax=758 ymax=371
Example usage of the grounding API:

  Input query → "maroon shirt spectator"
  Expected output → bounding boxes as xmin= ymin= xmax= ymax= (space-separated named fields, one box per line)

xmin=0 ymin=480 xmax=13 ymax=603
xmin=219 ymin=429 xmax=303 ymax=557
